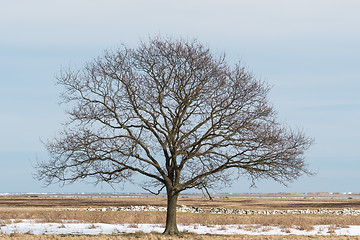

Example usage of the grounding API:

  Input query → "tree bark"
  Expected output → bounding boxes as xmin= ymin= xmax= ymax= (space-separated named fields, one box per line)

xmin=163 ymin=189 xmax=179 ymax=234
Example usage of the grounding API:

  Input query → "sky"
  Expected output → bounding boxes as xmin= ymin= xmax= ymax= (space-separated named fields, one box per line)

xmin=0 ymin=0 xmax=359 ymax=194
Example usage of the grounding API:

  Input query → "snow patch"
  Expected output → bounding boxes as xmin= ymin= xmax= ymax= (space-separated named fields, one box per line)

xmin=1 ymin=220 xmax=360 ymax=236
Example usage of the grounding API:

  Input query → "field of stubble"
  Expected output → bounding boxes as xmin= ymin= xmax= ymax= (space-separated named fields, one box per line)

xmin=1 ymin=195 xmax=360 ymax=239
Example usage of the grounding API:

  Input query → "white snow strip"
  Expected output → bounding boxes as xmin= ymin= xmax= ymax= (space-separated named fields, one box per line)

xmin=1 ymin=220 xmax=360 ymax=235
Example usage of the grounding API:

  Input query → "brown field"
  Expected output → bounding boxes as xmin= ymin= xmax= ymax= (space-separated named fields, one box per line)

xmin=1 ymin=233 xmax=360 ymax=240
xmin=2 ymin=195 xmax=360 ymax=210
xmin=1 ymin=195 xmax=360 ymax=239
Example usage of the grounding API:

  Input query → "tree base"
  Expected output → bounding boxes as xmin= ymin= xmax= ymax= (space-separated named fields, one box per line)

xmin=163 ymin=228 xmax=179 ymax=235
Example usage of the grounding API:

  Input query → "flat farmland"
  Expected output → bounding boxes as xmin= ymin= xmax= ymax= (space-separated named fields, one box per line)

xmin=1 ymin=194 xmax=360 ymax=239
xmin=1 ymin=194 xmax=360 ymax=210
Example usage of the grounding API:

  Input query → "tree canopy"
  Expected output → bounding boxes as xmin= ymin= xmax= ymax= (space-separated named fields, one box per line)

xmin=36 ymin=37 xmax=313 ymax=234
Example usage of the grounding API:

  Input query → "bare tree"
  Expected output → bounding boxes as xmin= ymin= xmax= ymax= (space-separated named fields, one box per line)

xmin=35 ymin=37 xmax=313 ymax=234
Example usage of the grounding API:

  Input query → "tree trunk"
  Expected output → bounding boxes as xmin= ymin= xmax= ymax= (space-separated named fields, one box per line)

xmin=163 ymin=189 xmax=179 ymax=234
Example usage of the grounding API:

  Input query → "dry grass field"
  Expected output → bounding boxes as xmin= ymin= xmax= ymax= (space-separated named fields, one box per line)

xmin=2 ymin=195 xmax=360 ymax=210
xmin=1 ymin=233 xmax=360 ymax=240
xmin=1 ymin=195 xmax=360 ymax=239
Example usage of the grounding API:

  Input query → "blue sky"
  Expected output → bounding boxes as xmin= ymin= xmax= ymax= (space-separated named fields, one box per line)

xmin=1 ymin=0 xmax=359 ymax=194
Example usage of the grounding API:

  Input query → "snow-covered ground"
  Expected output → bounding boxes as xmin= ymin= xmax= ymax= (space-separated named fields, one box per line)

xmin=1 ymin=220 xmax=360 ymax=236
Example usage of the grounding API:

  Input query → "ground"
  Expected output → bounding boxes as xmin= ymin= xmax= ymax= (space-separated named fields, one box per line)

xmin=1 ymin=193 xmax=360 ymax=239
